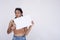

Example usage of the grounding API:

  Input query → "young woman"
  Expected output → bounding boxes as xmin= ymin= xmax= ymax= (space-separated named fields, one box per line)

xmin=7 ymin=8 xmax=34 ymax=40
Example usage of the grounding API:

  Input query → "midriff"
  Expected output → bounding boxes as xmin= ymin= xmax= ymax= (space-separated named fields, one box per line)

xmin=13 ymin=27 xmax=27 ymax=36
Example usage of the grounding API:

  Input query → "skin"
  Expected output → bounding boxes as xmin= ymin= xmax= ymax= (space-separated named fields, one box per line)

xmin=7 ymin=10 xmax=34 ymax=36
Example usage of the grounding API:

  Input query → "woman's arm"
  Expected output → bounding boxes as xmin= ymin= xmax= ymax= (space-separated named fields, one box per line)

xmin=7 ymin=20 xmax=14 ymax=34
xmin=25 ymin=21 xmax=34 ymax=35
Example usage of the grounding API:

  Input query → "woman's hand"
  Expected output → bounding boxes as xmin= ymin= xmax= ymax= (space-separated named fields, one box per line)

xmin=11 ymin=24 xmax=16 ymax=31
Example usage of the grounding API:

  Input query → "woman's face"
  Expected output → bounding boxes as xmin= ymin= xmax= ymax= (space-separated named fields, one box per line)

xmin=15 ymin=10 xmax=22 ymax=17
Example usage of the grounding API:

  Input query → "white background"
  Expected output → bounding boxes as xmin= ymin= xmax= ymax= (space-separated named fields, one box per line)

xmin=0 ymin=0 xmax=60 ymax=40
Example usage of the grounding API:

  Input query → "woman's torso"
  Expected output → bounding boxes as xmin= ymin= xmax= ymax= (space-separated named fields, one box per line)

xmin=13 ymin=27 xmax=27 ymax=36
xmin=12 ymin=18 xmax=28 ymax=36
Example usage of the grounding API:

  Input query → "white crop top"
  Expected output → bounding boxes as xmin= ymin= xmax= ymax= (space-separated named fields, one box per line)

xmin=13 ymin=15 xmax=32 ymax=29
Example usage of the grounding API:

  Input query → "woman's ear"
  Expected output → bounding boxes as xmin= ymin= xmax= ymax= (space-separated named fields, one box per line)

xmin=21 ymin=14 xmax=23 ymax=16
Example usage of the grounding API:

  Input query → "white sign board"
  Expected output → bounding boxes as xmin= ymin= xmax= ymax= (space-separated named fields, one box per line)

xmin=13 ymin=15 xmax=32 ymax=29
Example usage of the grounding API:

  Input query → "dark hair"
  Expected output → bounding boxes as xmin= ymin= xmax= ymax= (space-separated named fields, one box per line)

xmin=15 ymin=8 xmax=23 ymax=16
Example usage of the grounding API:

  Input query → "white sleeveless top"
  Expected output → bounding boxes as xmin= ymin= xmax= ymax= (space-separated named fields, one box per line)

xmin=13 ymin=15 xmax=32 ymax=29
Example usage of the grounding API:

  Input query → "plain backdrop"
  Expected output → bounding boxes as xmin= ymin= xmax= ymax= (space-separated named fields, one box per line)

xmin=0 ymin=0 xmax=60 ymax=40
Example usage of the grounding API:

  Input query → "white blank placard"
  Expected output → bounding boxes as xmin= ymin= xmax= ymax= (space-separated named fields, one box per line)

xmin=13 ymin=15 xmax=32 ymax=29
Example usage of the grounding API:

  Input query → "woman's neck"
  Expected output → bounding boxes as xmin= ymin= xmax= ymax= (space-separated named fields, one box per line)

xmin=15 ymin=16 xmax=22 ymax=18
